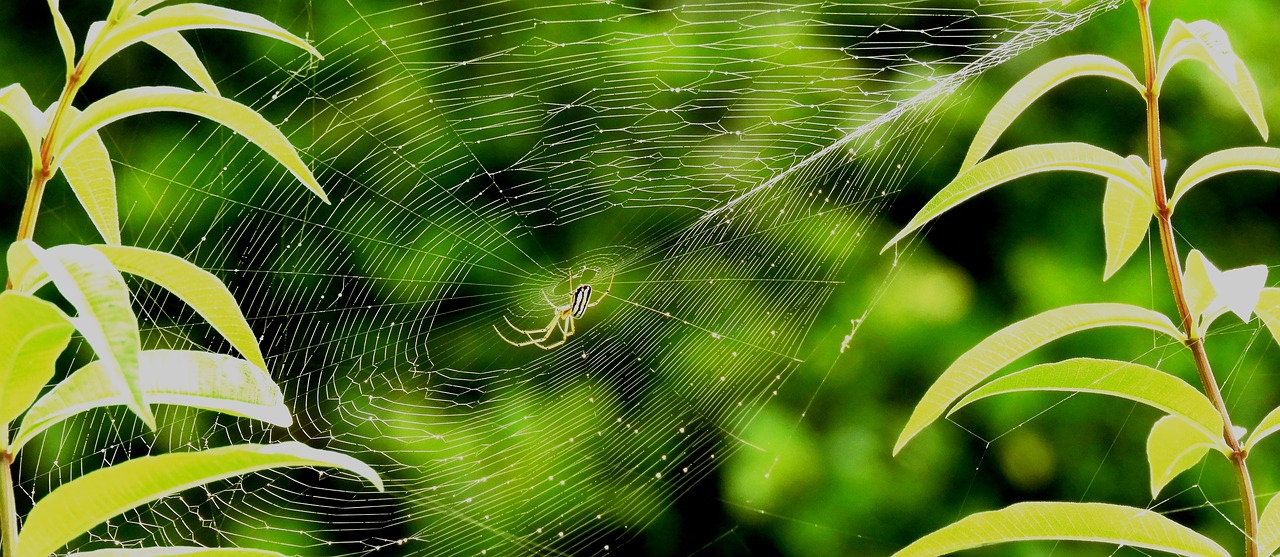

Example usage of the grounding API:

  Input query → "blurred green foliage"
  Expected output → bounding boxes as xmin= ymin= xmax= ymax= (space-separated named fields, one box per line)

xmin=3 ymin=1 xmax=1280 ymax=556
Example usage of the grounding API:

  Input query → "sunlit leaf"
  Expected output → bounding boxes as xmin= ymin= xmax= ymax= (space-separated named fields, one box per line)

xmin=894 ymin=303 xmax=1182 ymax=455
xmin=0 ymin=83 xmax=47 ymax=165
xmin=58 ymin=107 xmax=121 ymax=245
xmin=7 ymin=239 xmax=42 ymax=294
xmin=1245 ymin=391 xmax=1280 ymax=452
xmin=950 ymin=358 xmax=1222 ymax=439
xmin=60 ymin=86 xmax=327 ymax=203
xmin=1171 ymin=148 xmax=1280 ymax=211
xmin=883 ymin=143 xmax=1145 ymax=252
xmin=16 ymin=442 xmax=383 ymax=557
xmin=1182 ymin=250 xmax=1216 ymax=324
xmin=83 ymin=3 xmax=322 ymax=86
xmin=1101 ymin=155 xmax=1154 ymax=280
xmin=1157 ymin=20 xmax=1267 ymax=140
xmin=69 ymin=548 xmax=285 ymax=557
xmin=889 ymin=501 xmax=1228 ymax=557
xmin=961 ymin=55 xmax=1143 ymax=173
xmin=126 ymin=0 xmax=177 ymax=18
xmin=0 ymin=291 xmax=73 ymax=430
xmin=46 ymin=0 xmax=76 ymax=78
xmin=12 ymin=350 xmax=291 ymax=454
xmin=145 ymin=32 xmax=220 ymax=95
xmin=1146 ymin=415 xmax=1226 ymax=498
xmin=1259 ymin=493 xmax=1280 ymax=557
xmin=17 ymin=241 xmax=153 ymax=428
xmin=1183 ymin=249 xmax=1267 ymax=334
xmin=1255 ymin=289 xmax=1280 ymax=360
xmin=95 ymin=245 xmax=267 ymax=371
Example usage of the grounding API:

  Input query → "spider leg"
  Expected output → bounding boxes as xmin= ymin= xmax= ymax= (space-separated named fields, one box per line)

xmin=497 ymin=315 xmax=560 ymax=347
xmin=585 ymin=271 xmax=616 ymax=308
xmin=504 ymin=315 xmax=559 ymax=336
xmin=532 ymin=337 xmax=568 ymax=350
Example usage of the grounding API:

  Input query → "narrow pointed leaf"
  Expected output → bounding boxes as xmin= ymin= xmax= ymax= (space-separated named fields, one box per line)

xmin=19 ymin=241 xmax=153 ymax=428
xmin=1183 ymin=250 xmax=1217 ymax=324
xmin=889 ymin=501 xmax=1229 ymax=557
xmin=47 ymin=0 xmax=76 ymax=78
xmin=950 ymin=358 xmax=1222 ymax=440
xmin=1147 ymin=415 xmax=1226 ymax=498
xmin=12 ymin=350 xmax=291 ymax=454
xmin=0 ymin=84 xmax=47 ymax=164
xmin=95 ymin=245 xmax=267 ymax=371
xmin=1259 ymin=493 xmax=1280 ymax=557
xmin=15 ymin=442 xmax=383 ymax=557
xmin=961 ymin=55 xmax=1142 ymax=173
xmin=1172 ymin=148 xmax=1280 ymax=211
xmin=894 ymin=303 xmax=1182 ymax=455
xmin=1157 ymin=20 xmax=1267 ymax=140
xmin=1257 ymin=289 xmax=1280 ymax=351
xmin=883 ymin=143 xmax=1145 ymax=252
xmin=7 ymin=241 xmax=42 ymax=293
xmin=1245 ymin=393 xmax=1280 ymax=452
xmin=145 ymin=32 xmax=220 ymax=95
xmin=59 ymin=107 xmax=121 ymax=245
xmin=1102 ymin=155 xmax=1154 ymax=280
xmin=70 ymin=548 xmax=285 ymax=557
xmin=0 ymin=292 xmax=74 ymax=429
xmin=84 ymin=3 xmax=322 ymax=84
xmin=60 ymin=86 xmax=327 ymax=203
xmin=126 ymin=0 xmax=177 ymax=17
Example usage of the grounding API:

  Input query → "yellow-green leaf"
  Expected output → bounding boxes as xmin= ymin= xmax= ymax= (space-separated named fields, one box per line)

xmin=0 ymin=292 xmax=73 ymax=431
xmin=1256 ymin=289 xmax=1280 ymax=358
xmin=0 ymin=83 xmax=47 ymax=166
xmin=95 ymin=245 xmax=267 ymax=371
xmin=890 ymin=501 xmax=1228 ymax=557
xmin=883 ymin=143 xmax=1145 ymax=253
xmin=1182 ymin=249 xmax=1267 ymax=334
xmin=950 ymin=358 xmax=1222 ymax=440
xmin=1183 ymin=250 xmax=1217 ymax=324
xmin=894 ymin=303 xmax=1182 ymax=455
xmin=1102 ymin=155 xmax=1154 ymax=280
xmin=125 ymin=0 xmax=176 ymax=18
xmin=145 ymin=32 xmax=220 ymax=95
xmin=1157 ymin=20 xmax=1267 ymax=140
xmin=1259 ymin=493 xmax=1280 ymax=557
xmin=83 ymin=3 xmax=322 ymax=86
xmin=1171 ymin=147 xmax=1280 ymax=211
xmin=1245 ymin=393 xmax=1280 ymax=452
xmin=12 ymin=350 xmax=290 ymax=454
xmin=19 ymin=241 xmax=153 ymax=429
xmin=7 ymin=241 xmax=41 ymax=293
xmin=961 ymin=55 xmax=1143 ymax=173
xmin=16 ymin=442 xmax=383 ymax=557
xmin=60 ymin=86 xmax=327 ymax=203
xmin=47 ymin=0 xmax=76 ymax=78
xmin=1147 ymin=415 xmax=1227 ymax=498
xmin=59 ymin=107 xmax=121 ymax=245
xmin=70 ymin=548 xmax=285 ymax=557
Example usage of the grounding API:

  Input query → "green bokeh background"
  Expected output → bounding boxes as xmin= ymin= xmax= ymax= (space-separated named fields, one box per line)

xmin=3 ymin=1 xmax=1280 ymax=556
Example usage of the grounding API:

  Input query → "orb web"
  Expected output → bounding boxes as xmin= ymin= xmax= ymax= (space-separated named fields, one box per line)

xmin=12 ymin=1 xmax=1126 ymax=556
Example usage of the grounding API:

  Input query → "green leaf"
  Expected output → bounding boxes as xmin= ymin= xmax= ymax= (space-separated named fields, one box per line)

xmin=59 ymin=107 xmax=121 ymax=245
xmin=69 ymin=548 xmax=285 ymax=557
xmin=0 ymin=83 xmax=47 ymax=166
xmin=19 ymin=241 xmax=153 ymax=429
xmin=1171 ymin=147 xmax=1280 ymax=211
xmin=950 ymin=358 xmax=1223 ymax=440
xmin=125 ymin=0 xmax=176 ymax=18
xmin=1146 ymin=415 xmax=1226 ymax=498
xmin=1245 ymin=397 xmax=1280 ymax=452
xmin=883 ymin=143 xmax=1145 ymax=253
xmin=1157 ymin=20 xmax=1267 ymax=140
xmin=46 ymin=0 xmax=76 ymax=79
xmin=16 ymin=442 xmax=383 ymax=557
xmin=83 ymin=3 xmax=322 ymax=86
xmin=145 ymin=32 xmax=220 ymax=95
xmin=960 ymin=55 xmax=1143 ymax=173
xmin=1259 ymin=493 xmax=1280 ymax=557
xmin=11 ymin=350 xmax=291 ymax=454
xmin=889 ymin=501 xmax=1229 ymax=557
xmin=1257 ymin=289 xmax=1280 ymax=348
xmin=894 ymin=303 xmax=1182 ymax=455
xmin=0 ymin=292 xmax=73 ymax=431
xmin=1102 ymin=155 xmax=1154 ymax=280
xmin=94 ymin=245 xmax=267 ymax=371
xmin=1182 ymin=249 xmax=1267 ymax=335
xmin=59 ymin=86 xmax=328 ymax=203
xmin=6 ymin=241 xmax=42 ymax=294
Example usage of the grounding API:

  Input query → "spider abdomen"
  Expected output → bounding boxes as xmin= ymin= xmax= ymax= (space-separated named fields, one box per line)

xmin=571 ymin=284 xmax=592 ymax=318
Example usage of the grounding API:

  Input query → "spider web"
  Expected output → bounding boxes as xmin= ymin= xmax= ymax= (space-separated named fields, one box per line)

xmin=7 ymin=0 xmax=1130 ymax=555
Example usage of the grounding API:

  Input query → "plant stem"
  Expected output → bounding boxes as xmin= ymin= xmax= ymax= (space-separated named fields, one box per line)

xmin=13 ymin=65 xmax=84 ymax=245
xmin=1135 ymin=1 xmax=1258 ymax=554
xmin=0 ymin=428 xmax=17 ymax=557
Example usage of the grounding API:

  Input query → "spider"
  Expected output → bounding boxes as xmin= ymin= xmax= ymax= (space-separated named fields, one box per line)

xmin=495 ymin=272 xmax=613 ymax=350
